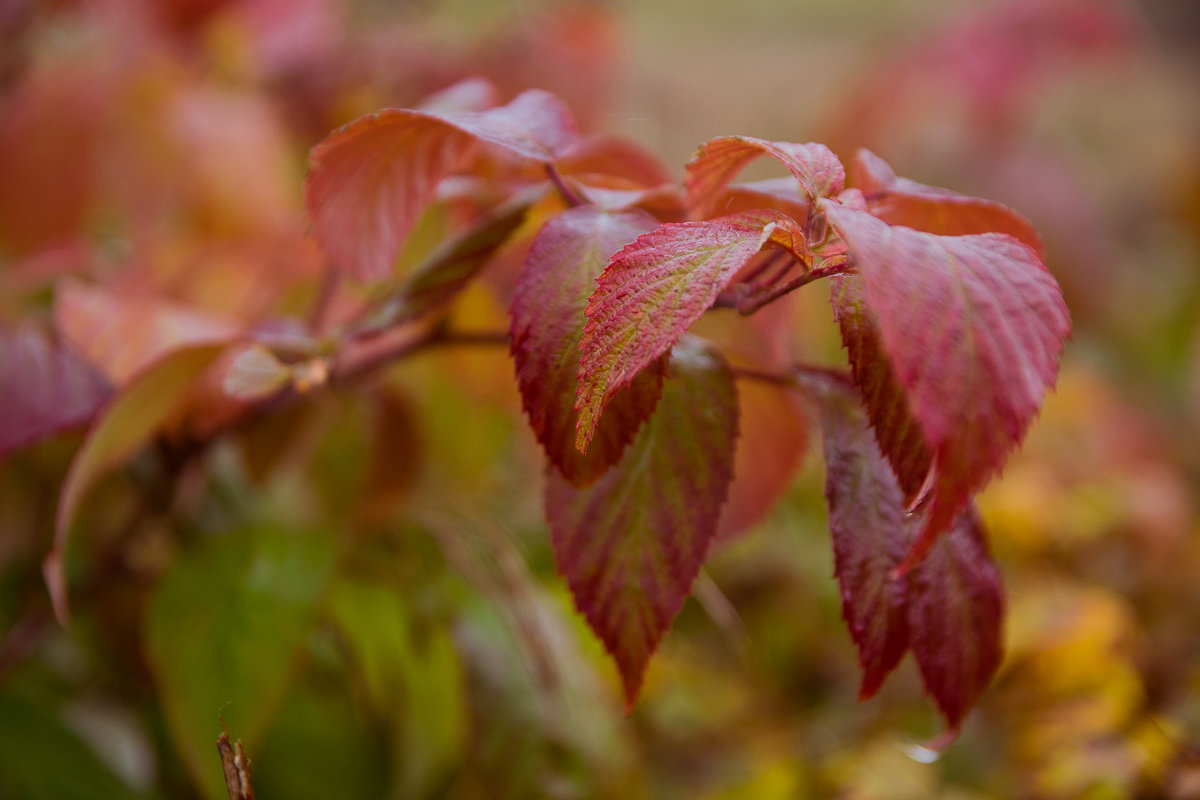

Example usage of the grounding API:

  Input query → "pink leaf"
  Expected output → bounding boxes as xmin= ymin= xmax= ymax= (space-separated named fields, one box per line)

xmin=510 ymin=205 xmax=663 ymax=485
xmin=56 ymin=279 xmax=243 ymax=386
xmin=575 ymin=209 xmax=804 ymax=452
xmin=907 ymin=505 xmax=1005 ymax=732
xmin=823 ymin=200 xmax=1069 ymax=558
xmin=807 ymin=372 xmax=911 ymax=700
xmin=305 ymin=90 xmax=579 ymax=282
xmin=548 ymin=339 xmax=737 ymax=706
xmin=0 ymin=324 xmax=110 ymax=461
xmin=686 ymin=136 xmax=845 ymax=213
xmin=830 ymin=274 xmax=933 ymax=505
xmin=850 ymin=149 xmax=1044 ymax=257
xmin=557 ymin=134 xmax=677 ymax=188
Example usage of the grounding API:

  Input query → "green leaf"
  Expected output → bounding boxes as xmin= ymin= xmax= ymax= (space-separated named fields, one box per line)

xmin=0 ymin=686 xmax=150 ymax=800
xmin=145 ymin=524 xmax=334 ymax=800
xmin=329 ymin=578 xmax=466 ymax=798
xmin=48 ymin=343 xmax=228 ymax=623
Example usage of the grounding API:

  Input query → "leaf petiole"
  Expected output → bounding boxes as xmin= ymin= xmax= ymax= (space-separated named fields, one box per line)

xmin=545 ymin=162 xmax=586 ymax=208
xmin=719 ymin=255 xmax=853 ymax=315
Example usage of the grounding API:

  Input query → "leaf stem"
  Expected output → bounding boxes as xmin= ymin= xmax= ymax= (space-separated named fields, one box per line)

xmin=308 ymin=261 xmax=341 ymax=335
xmin=736 ymin=249 xmax=791 ymax=287
xmin=546 ymin=162 xmax=586 ymax=208
xmin=729 ymin=256 xmax=853 ymax=315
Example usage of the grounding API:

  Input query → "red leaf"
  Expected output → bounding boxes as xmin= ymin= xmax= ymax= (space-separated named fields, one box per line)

xmin=807 ymin=372 xmax=911 ymax=700
xmin=575 ymin=209 xmax=804 ymax=452
xmin=548 ymin=340 xmax=737 ymax=706
xmin=850 ymin=149 xmax=1044 ymax=258
xmin=830 ymin=274 xmax=933 ymax=505
xmin=306 ymin=90 xmax=579 ymax=281
xmin=0 ymin=324 xmax=110 ymax=461
xmin=823 ymin=201 xmax=1069 ymax=558
xmin=907 ymin=505 xmax=1005 ymax=732
xmin=510 ymin=205 xmax=663 ymax=485
xmin=803 ymin=371 xmax=1005 ymax=726
xmin=686 ymin=136 xmax=845 ymax=213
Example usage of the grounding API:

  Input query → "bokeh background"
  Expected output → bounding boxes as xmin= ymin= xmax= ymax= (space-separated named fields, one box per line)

xmin=1 ymin=0 xmax=1199 ymax=797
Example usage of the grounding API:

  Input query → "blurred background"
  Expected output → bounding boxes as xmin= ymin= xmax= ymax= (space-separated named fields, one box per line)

xmin=1 ymin=0 xmax=1199 ymax=797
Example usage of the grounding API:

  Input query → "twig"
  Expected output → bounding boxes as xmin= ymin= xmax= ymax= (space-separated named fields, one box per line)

xmin=331 ymin=325 xmax=509 ymax=384
xmin=217 ymin=721 xmax=255 ymax=800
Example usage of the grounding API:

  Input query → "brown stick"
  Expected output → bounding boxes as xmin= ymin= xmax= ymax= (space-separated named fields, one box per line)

xmin=217 ymin=721 xmax=256 ymax=800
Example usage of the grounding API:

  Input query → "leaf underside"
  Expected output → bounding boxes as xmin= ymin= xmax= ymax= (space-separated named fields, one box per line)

xmin=686 ymin=135 xmax=846 ymax=213
xmin=548 ymin=339 xmax=738 ymax=707
xmin=306 ymin=89 xmax=579 ymax=282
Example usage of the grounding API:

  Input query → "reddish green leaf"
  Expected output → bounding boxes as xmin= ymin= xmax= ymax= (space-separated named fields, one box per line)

xmin=0 ymin=324 xmax=110 ymax=461
xmin=850 ymin=149 xmax=1044 ymax=257
xmin=510 ymin=205 xmax=663 ymax=485
xmin=306 ymin=90 xmax=578 ymax=282
xmin=548 ymin=340 xmax=737 ymax=706
xmin=48 ymin=343 xmax=227 ymax=623
xmin=830 ymin=274 xmax=933 ymax=505
xmin=907 ymin=506 xmax=1005 ymax=732
xmin=686 ymin=136 xmax=845 ymax=212
xmin=575 ymin=209 xmax=803 ymax=452
xmin=806 ymin=372 xmax=911 ymax=700
xmin=823 ymin=200 xmax=1069 ymax=559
